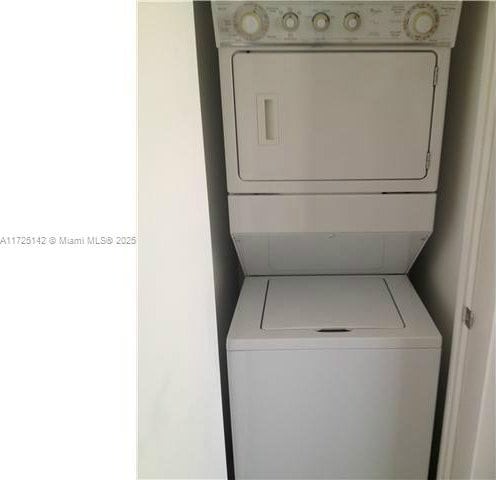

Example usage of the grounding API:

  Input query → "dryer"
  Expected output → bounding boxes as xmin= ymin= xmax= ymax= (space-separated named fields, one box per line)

xmin=214 ymin=1 xmax=462 ymax=276
xmin=212 ymin=2 xmax=461 ymax=478
xmin=214 ymin=1 xmax=461 ymax=194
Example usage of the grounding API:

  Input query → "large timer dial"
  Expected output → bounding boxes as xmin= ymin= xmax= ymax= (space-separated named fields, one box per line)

xmin=404 ymin=3 xmax=440 ymax=40
xmin=234 ymin=3 xmax=269 ymax=41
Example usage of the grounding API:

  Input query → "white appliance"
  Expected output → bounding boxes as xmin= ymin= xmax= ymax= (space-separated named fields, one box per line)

xmin=214 ymin=1 xmax=461 ymax=194
xmin=212 ymin=2 xmax=461 ymax=478
xmin=229 ymin=275 xmax=440 ymax=479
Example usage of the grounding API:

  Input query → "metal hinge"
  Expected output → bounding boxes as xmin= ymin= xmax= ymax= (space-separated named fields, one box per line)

xmin=463 ymin=306 xmax=475 ymax=329
xmin=433 ymin=65 xmax=439 ymax=86
xmin=426 ymin=152 xmax=431 ymax=171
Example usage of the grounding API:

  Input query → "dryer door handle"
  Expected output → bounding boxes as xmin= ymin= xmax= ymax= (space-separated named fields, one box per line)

xmin=257 ymin=94 xmax=279 ymax=145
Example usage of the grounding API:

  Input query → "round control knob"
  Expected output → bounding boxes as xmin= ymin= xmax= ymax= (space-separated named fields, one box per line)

xmin=234 ymin=4 xmax=269 ymax=41
xmin=413 ymin=11 xmax=435 ymax=34
xmin=343 ymin=12 xmax=361 ymax=31
xmin=240 ymin=12 xmax=261 ymax=35
xmin=312 ymin=12 xmax=330 ymax=32
xmin=282 ymin=12 xmax=299 ymax=32
xmin=403 ymin=4 xmax=439 ymax=40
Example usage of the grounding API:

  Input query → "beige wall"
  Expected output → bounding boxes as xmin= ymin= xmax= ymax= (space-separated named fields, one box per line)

xmin=138 ymin=2 xmax=226 ymax=478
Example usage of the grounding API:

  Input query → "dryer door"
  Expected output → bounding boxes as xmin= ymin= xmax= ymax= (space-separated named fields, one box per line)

xmin=233 ymin=51 xmax=436 ymax=182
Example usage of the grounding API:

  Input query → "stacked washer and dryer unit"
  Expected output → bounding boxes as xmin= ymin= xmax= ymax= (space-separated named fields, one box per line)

xmin=212 ymin=2 xmax=461 ymax=479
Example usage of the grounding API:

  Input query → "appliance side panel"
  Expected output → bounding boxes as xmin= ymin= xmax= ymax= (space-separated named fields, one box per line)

xmin=228 ymin=348 xmax=440 ymax=479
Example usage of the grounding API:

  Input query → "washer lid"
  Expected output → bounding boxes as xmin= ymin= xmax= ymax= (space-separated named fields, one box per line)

xmin=262 ymin=277 xmax=403 ymax=331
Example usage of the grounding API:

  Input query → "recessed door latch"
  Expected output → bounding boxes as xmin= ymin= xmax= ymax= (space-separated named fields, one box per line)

xmin=463 ymin=306 xmax=475 ymax=329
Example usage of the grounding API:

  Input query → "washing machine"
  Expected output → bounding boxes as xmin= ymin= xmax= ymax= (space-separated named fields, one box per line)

xmin=228 ymin=275 xmax=440 ymax=479
xmin=211 ymin=2 xmax=461 ymax=478
xmin=226 ymin=193 xmax=441 ymax=479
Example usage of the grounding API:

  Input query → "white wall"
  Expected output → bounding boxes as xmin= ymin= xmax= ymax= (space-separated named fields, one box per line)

xmin=410 ymin=2 xmax=490 ymax=475
xmin=452 ymin=156 xmax=496 ymax=479
xmin=138 ymin=2 xmax=226 ymax=478
xmin=472 ymin=329 xmax=495 ymax=479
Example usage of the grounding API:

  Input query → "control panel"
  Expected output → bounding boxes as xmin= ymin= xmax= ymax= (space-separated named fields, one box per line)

xmin=212 ymin=1 xmax=462 ymax=46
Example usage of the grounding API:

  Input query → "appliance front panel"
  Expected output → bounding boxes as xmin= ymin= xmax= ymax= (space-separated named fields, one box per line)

xmin=212 ymin=2 xmax=462 ymax=47
xmin=228 ymin=347 xmax=440 ymax=479
xmin=233 ymin=51 xmax=436 ymax=182
xmin=229 ymin=193 xmax=436 ymax=275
